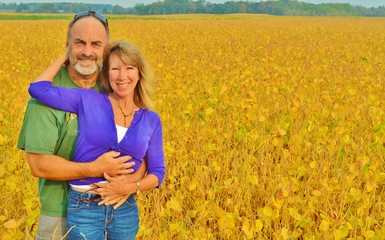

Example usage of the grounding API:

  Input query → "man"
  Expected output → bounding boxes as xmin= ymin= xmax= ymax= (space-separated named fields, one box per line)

xmin=18 ymin=11 xmax=143 ymax=239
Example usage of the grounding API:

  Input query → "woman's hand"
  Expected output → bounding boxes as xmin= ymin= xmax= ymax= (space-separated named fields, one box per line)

xmin=95 ymin=173 xmax=136 ymax=209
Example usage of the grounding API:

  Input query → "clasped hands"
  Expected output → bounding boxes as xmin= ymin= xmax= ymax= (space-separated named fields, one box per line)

xmin=93 ymin=173 xmax=133 ymax=209
xmin=91 ymin=151 xmax=140 ymax=209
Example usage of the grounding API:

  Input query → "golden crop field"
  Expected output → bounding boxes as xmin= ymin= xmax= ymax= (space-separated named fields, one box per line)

xmin=1 ymin=13 xmax=385 ymax=239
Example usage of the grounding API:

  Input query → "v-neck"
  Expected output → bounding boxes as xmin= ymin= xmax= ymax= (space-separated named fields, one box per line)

xmin=116 ymin=109 xmax=141 ymax=145
xmin=104 ymin=94 xmax=141 ymax=144
xmin=107 ymin=93 xmax=140 ymax=130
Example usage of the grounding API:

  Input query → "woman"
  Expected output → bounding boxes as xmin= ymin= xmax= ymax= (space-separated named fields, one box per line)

xmin=29 ymin=41 xmax=166 ymax=239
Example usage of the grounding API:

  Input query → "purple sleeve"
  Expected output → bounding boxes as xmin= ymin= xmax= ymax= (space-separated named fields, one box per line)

xmin=146 ymin=115 xmax=166 ymax=185
xmin=28 ymin=81 xmax=81 ymax=113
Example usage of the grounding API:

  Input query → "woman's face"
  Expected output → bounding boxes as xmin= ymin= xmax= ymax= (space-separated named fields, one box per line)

xmin=108 ymin=53 xmax=139 ymax=98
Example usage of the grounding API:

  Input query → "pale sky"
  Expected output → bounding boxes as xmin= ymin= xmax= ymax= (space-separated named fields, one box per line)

xmin=1 ymin=0 xmax=383 ymax=8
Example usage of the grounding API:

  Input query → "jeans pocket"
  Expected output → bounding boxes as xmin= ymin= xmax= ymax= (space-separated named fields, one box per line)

xmin=124 ymin=195 xmax=137 ymax=207
xmin=68 ymin=195 xmax=88 ymax=210
xmin=68 ymin=189 xmax=95 ymax=210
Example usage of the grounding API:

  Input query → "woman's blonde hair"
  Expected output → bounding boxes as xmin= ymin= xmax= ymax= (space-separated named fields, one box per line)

xmin=100 ymin=41 xmax=154 ymax=109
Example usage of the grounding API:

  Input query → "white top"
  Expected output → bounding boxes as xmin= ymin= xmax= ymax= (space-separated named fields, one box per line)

xmin=116 ymin=124 xmax=128 ymax=143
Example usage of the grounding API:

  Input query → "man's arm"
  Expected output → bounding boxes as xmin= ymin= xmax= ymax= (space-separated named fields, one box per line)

xmin=27 ymin=151 xmax=135 ymax=180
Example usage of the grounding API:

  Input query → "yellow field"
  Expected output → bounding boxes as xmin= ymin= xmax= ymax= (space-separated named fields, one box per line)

xmin=1 ymin=14 xmax=385 ymax=239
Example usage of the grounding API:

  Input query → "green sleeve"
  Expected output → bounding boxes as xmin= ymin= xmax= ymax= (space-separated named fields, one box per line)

xmin=18 ymin=98 xmax=59 ymax=154
xmin=17 ymin=98 xmax=78 ymax=160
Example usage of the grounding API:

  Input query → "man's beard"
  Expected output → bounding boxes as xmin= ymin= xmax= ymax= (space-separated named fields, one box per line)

xmin=68 ymin=50 xmax=103 ymax=76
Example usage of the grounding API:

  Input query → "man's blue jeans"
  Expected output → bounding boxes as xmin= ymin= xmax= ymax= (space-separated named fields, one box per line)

xmin=67 ymin=188 xmax=139 ymax=240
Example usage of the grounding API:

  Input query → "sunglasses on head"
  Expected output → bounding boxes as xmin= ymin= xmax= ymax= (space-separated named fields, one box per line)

xmin=73 ymin=10 xmax=108 ymax=27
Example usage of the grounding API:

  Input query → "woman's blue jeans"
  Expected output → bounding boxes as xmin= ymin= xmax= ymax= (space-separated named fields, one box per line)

xmin=67 ymin=188 xmax=139 ymax=240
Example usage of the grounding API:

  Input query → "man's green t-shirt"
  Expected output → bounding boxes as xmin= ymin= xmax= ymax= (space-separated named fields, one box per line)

xmin=17 ymin=66 xmax=100 ymax=217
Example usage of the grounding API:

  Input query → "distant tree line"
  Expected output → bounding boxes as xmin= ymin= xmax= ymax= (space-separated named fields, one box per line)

xmin=1 ymin=0 xmax=385 ymax=16
xmin=1 ymin=2 xmax=112 ymax=14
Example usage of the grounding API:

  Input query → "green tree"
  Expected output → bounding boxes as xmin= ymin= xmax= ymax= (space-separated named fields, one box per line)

xmin=63 ymin=4 xmax=73 ymax=13
xmin=187 ymin=2 xmax=197 ymax=13
xmin=35 ymin=3 xmax=55 ymax=13
xmin=112 ymin=5 xmax=125 ymax=14
xmin=196 ymin=0 xmax=206 ymax=13
xmin=256 ymin=2 xmax=267 ymax=13
xmin=240 ymin=2 xmax=247 ymax=13
xmin=16 ymin=3 xmax=29 ymax=12
xmin=135 ymin=3 xmax=148 ymax=15
xmin=72 ymin=3 xmax=89 ymax=13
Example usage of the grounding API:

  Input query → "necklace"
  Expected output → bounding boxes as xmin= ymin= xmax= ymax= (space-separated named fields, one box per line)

xmin=114 ymin=95 xmax=134 ymax=127
xmin=117 ymin=104 xmax=134 ymax=127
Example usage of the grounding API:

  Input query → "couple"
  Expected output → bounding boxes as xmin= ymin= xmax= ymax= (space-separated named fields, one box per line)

xmin=18 ymin=11 xmax=165 ymax=239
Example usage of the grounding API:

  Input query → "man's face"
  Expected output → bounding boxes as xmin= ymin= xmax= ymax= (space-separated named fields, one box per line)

xmin=67 ymin=16 xmax=108 ymax=76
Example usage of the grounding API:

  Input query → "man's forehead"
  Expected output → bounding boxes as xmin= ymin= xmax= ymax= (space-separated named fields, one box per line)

xmin=70 ymin=17 xmax=108 ymax=38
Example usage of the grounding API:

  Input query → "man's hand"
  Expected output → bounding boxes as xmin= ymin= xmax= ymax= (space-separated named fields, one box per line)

xmin=90 ymin=151 xmax=134 ymax=177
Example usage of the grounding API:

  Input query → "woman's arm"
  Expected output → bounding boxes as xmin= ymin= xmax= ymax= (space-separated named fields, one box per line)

xmin=28 ymin=52 xmax=83 ymax=114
